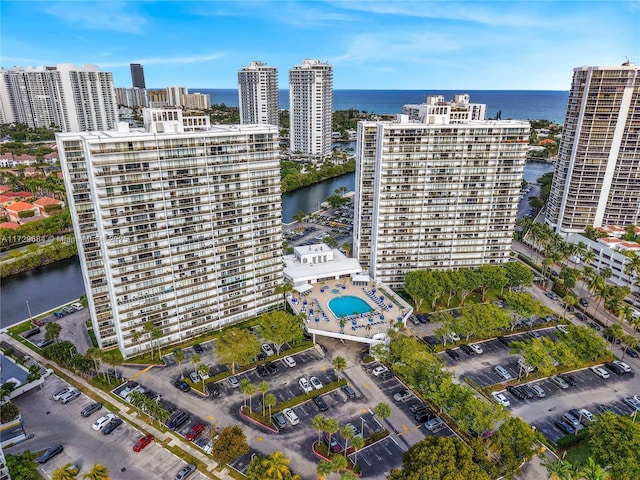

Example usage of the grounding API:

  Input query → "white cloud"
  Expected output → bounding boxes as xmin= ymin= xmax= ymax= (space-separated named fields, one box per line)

xmin=99 ymin=53 xmax=225 ymax=68
xmin=42 ymin=2 xmax=147 ymax=34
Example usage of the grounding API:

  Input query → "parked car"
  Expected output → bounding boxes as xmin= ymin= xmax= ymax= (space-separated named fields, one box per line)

xmin=623 ymin=347 xmax=639 ymax=358
xmin=166 ymin=411 xmax=190 ymax=431
xmin=313 ymin=395 xmax=329 ymax=412
xmin=282 ymin=407 xmax=300 ymax=425
xmin=175 ymin=464 xmax=196 ymax=480
xmin=60 ymin=388 xmax=81 ymax=404
xmin=324 ymin=434 xmax=342 ymax=453
xmin=206 ymin=383 xmax=220 ymax=397
xmin=310 ymin=376 xmax=323 ymax=390
xmin=579 ymin=298 xmax=589 ymax=307
xmin=379 ymin=370 xmax=394 ymax=381
xmin=299 ymin=377 xmax=313 ymax=393
xmin=415 ymin=409 xmax=435 ymax=423
xmin=372 ymin=366 xmax=388 ymax=377
xmin=133 ymin=434 xmax=154 ymax=452
xmin=492 ymin=392 xmax=510 ymax=407
xmin=445 ymin=348 xmax=460 ymax=360
xmin=226 ymin=376 xmax=240 ymax=389
xmin=494 ymin=365 xmax=512 ymax=380
xmin=344 ymin=423 xmax=361 ymax=438
xmin=189 ymin=371 xmax=200 ymax=383
xmin=410 ymin=315 xmax=421 ymax=325
xmin=193 ymin=344 xmax=203 ymax=353
xmin=341 ymin=385 xmax=356 ymax=399
xmin=37 ymin=339 xmax=53 ymax=348
xmin=256 ymin=364 xmax=269 ymax=377
xmin=529 ymin=384 xmax=546 ymax=398
xmin=393 ymin=389 xmax=414 ymax=402
xmin=612 ymin=360 xmax=632 ymax=373
xmin=185 ymin=423 xmax=205 ymax=441
xmin=63 ymin=306 xmax=76 ymax=314
xmin=54 ymin=311 xmax=65 ymax=318
xmin=507 ymin=386 xmax=526 ymax=400
xmin=102 ymin=417 xmax=123 ymax=435
xmin=550 ymin=375 xmax=570 ymax=389
xmin=577 ymin=408 xmax=596 ymax=424
xmin=92 ymin=413 xmax=116 ymax=431
xmin=80 ymin=402 xmax=102 ymax=417
xmin=597 ymin=404 xmax=614 ymax=414
xmin=559 ymin=373 xmax=577 ymax=386
xmin=37 ymin=445 xmax=64 ymax=464
xmin=590 ymin=366 xmax=610 ymax=379
xmin=469 ymin=343 xmax=483 ymax=354
xmin=497 ymin=336 xmax=511 ymax=346
xmin=460 ymin=344 xmax=475 ymax=356
xmin=283 ymin=356 xmax=296 ymax=368
xmin=71 ymin=302 xmax=84 ymax=310
xmin=424 ymin=417 xmax=445 ymax=431
xmin=587 ymin=321 xmax=601 ymax=331
xmin=23 ymin=327 xmax=40 ymax=339
xmin=174 ymin=380 xmax=190 ymax=392
xmin=623 ymin=396 xmax=640 ymax=411
xmin=261 ymin=343 xmax=275 ymax=356
xmin=448 ymin=332 xmax=461 ymax=342
xmin=520 ymin=385 xmax=536 ymax=399
xmin=265 ymin=362 xmax=278 ymax=375
xmin=554 ymin=420 xmax=576 ymax=435
xmin=53 ymin=386 xmax=74 ymax=401
xmin=562 ymin=411 xmax=581 ymax=428
xmin=272 ymin=412 xmax=288 ymax=430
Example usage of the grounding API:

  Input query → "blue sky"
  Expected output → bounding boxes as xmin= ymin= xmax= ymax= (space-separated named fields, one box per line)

xmin=2 ymin=1 xmax=639 ymax=90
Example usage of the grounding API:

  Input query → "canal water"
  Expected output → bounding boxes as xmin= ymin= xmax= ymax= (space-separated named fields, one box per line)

xmin=0 ymin=162 xmax=553 ymax=326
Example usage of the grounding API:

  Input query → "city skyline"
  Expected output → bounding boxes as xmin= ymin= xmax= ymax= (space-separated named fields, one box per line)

xmin=2 ymin=1 xmax=638 ymax=91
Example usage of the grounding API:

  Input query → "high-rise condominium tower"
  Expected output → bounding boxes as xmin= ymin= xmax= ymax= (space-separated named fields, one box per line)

xmin=130 ymin=63 xmax=146 ymax=89
xmin=289 ymin=59 xmax=333 ymax=157
xmin=238 ymin=61 xmax=279 ymax=126
xmin=547 ymin=63 xmax=640 ymax=234
xmin=354 ymin=95 xmax=529 ymax=290
xmin=57 ymin=109 xmax=283 ymax=358
xmin=0 ymin=64 xmax=117 ymax=132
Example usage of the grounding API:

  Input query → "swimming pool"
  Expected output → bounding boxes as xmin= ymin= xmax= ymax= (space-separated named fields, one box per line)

xmin=328 ymin=296 xmax=373 ymax=318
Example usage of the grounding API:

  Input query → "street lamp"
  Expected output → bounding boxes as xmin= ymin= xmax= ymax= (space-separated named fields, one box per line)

xmin=26 ymin=301 xmax=33 ymax=323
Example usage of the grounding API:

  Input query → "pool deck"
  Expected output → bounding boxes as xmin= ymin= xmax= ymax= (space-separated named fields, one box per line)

xmin=288 ymin=279 xmax=412 ymax=344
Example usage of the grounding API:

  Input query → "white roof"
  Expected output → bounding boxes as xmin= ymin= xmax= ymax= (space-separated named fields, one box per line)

xmin=284 ymin=247 xmax=362 ymax=284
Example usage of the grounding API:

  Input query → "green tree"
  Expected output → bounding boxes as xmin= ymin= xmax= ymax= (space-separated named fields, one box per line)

xmin=351 ymin=435 xmax=365 ymax=466
xmin=6 ymin=451 xmax=40 ymax=480
xmin=143 ymin=321 xmax=156 ymax=360
xmin=259 ymin=311 xmax=303 ymax=355
xmin=82 ymin=464 xmax=110 ymax=480
xmin=263 ymin=451 xmax=295 ymax=480
xmin=587 ymin=411 xmax=640 ymax=480
xmin=579 ymin=457 xmax=611 ymax=480
xmin=197 ymin=363 xmax=209 ymax=391
xmin=331 ymin=356 xmax=347 ymax=379
xmin=388 ymin=437 xmax=490 ymax=480
xmin=26 ymin=364 xmax=41 ymax=383
xmin=258 ymin=380 xmax=270 ymax=416
xmin=52 ymin=463 xmax=80 ymax=480
xmin=324 ymin=417 xmax=339 ymax=454
xmin=459 ymin=269 xmax=480 ymax=305
xmin=264 ymin=393 xmax=277 ymax=416
xmin=45 ymin=321 xmax=62 ymax=342
xmin=0 ymin=401 xmax=19 ymax=422
xmin=174 ymin=349 xmax=185 ymax=377
xmin=542 ymin=458 xmax=576 ymax=480
xmin=477 ymin=264 xmax=509 ymax=300
xmin=330 ymin=454 xmax=348 ymax=475
xmin=312 ymin=414 xmax=327 ymax=443
xmin=373 ymin=402 xmax=392 ymax=424
xmin=316 ymin=460 xmax=333 ymax=480
xmin=215 ymin=327 xmax=261 ymax=374
xmin=340 ymin=424 xmax=355 ymax=457
xmin=189 ymin=353 xmax=201 ymax=377
xmin=210 ymin=425 xmax=249 ymax=468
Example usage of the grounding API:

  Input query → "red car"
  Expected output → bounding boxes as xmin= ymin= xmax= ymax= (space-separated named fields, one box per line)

xmin=185 ymin=423 xmax=205 ymax=441
xmin=133 ymin=434 xmax=154 ymax=452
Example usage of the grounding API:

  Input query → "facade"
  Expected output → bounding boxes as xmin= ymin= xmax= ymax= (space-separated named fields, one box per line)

xmin=182 ymin=93 xmax=211 ymax=110
xmin=354 ymin=98 xmax=529 ymax=290
xmin=167 ymin=86 xmax=188 ymax=107
xmin=115 ymin=87 xmax=149 ymax=108
xmin=403 ymin=94 xmax=486 ymax=123
xmin=57 ymin=109 xmax=283 ymax=358
xmin=289 ymin=59 xmax=333 ymax=157
xmin=238 ymin=61 xmax=279 ymax=126
xmin=148 ymin=89 xmax=168 ymax=107
xmin=130 ymin=63 xmax=146 ymax=89
xmin=0 ymin=64 xmax=118 ymax=132
xmin=547 ymin=63 xmax=640 ymax=234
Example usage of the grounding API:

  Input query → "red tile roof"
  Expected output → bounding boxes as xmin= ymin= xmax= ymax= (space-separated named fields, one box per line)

xmin=0 ymin=221 xmax=20 ymax=230
xmin=34 ymin=196 xmax=62 ymax=206
xmin=0 ymin=186 xmax=9 ymax=193
xmin=0 ymin=195 xmax=13 ymax=203
xmin=6 ymin=201 xmax=35 ymax=212
xmin=5 ymin=191 xmax=33 ymax=198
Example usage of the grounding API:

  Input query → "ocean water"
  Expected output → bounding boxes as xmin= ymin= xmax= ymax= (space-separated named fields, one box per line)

xmin=192 ymin=89 xmax=569 ymax=124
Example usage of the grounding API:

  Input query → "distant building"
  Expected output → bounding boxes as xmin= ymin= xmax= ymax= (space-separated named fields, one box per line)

xmin=115 ymin=87 xmax=149 ymax=108
xmin=238 ymin=61 xmax=279 ymax=126
xmin=289 ymin=59 xmax=333 ymax=157
xmin=547 ymin=63 xmax=640 ymax=234
xmin=182 ymin=92 xmax=211 ymax=110
xmin=167 ymin=86 xmax=188 ymax=107
xmin=57 ymin=109 xmax=283 ymax=358
xmin=0 ymin=64 xmax=118 ymax=132
xmin=403 ymin=94 xmax=486 ymax=123
xmin=130 ymin=63 xmax=146 ymax=89
xmin=148 ymin=89 xmax=168 ymax=108
xmin=354 ymin=96 xmax=529 ymax=289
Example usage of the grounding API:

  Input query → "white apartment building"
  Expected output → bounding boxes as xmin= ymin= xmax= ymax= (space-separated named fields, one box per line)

xmin=57 ymin=109 xmax=283 ymax=358
xmin=182 ymin=92 xmax=211 ymax=111
xmin=354 ymin=99 xmax=529 ymax=290
xmin=547 ymin=63 xmax=640 ymax=234
xmin=166 ymin=86 xmax=188 ymax=107
xmin=238 ymin=61 xmax=279 ymax=126
xmin=289 ymin=59 xmax=333 ymax=157
xmin=115 ymin=87 xmax=149 ymax=108
xmin=403 ymin=94 xmax=486 ymax=123
xmin=0 ymin=64 xmax=118 ymax=132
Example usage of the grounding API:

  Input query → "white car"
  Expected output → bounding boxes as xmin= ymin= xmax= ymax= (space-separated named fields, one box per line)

xmin=53 ymin=386 xmax=74 ymax=401
xmin=283 ymin=356 xmax=296 ymax=368
xmin=92 ymin=413 xmax=116 ymax=431
xmin=556 ymin=325 xmax=569 ymax=334
xmin=590 ymin=366 xmax=610 ymax=379
xmin=282 ymin=407 xmax=300 ymax=425
xmin=469 ymin=343 xmax=483 ymax=354
xmin=612 ymin=360 xmax=632 ymax=373
xmin=71 ymin=302 xmax=84 ymax=311
xmin=261 ymin=343 xmax=275 ymax=357
xmin=299 ymin=377 xmax=313 ymax=393
xmin=578 ymin=408 xmax=595 ymax=423
xmin=492 ymin=392 xmax=511 ymax=407
xmin=372 ymin=366 xmax=388 ymax=377
xmin=309 ymin=376 xmax=323 ymax=390
xmin=622 ymin=396 xmax=640 ymax=411
xmin=203 ymin=440 xmax=213 ymax=455
xmin=448 ymin=332 xmax=461 ymax=342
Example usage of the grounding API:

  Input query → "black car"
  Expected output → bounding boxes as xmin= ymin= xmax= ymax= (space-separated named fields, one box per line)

xmin=445 ymin=348 xmax=460 ymax=360
xmin=102 ymin=417 xmax=123 ymax=435
xmin=341 ymin=385 xmax=356 ymax=399
xmin=166 ymin=411 xmax=190 ymax=430
xmin=587 ymin=322 xmax=601 ymax=331
xmin=174 ymin=380 xmax=190 ymax=392
xmin=23 ymin=327 xmax=41 ymax=339
xmin=507 ymin=386 xmax=526 ymax=400
xmin=559 ymin=373 xmax=577 ymax=386
xmin=575 ymin=312 xmax=588 ymax=321
xmin=272 ymin=412 xmax=287 ymax=430
xmin=265 ymin=362 xmax=278 ymax=375
xmin=597 ymin=404 xmax=614 ymax=414
xmin=554 ymin=420 xmax=575 ymax=435
xmin=579 ymin=298 xmax=589 ymax=307
xmin=193 ymin=343 xmax=203 ymax=353
xmin=604 ymin=335 xmax=622 ymax=345
xmin=521 ymin=385 xmax=536 ymax=399
xmin=206 ymin=383 xmax=221 ymax=397
xmin=623 ymin=347 xmax=639 ymax=358
xmin=409 ymin=402 xmax=427 ymax=413
xmin=312 ymin=395 xmax=329 ymax=412
xmin=497 ymin=336 xmax=511 ymax=346
xmin=37 ymin=445 xmax=64 ymax=464
xmin=379 ymin=370 xmax=394 ymax=381
xmin=460 ymin=344 xmax=475 ymax=356
xmin=418 ymin=314 xmax=430 ymax=324
xmin=256 ymin=365 xmax=269 ymax=377
xmin=80 ymin=402 xmax=103 ymax=417
xmin=422 ymin=336 xmax=440 ymax=348
xmin=604 ymin=362 xmax=626 ymax=376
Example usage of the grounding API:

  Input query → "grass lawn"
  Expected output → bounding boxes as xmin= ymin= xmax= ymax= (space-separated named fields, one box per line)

xmin=563 ymin=442 xmax=591 ymax=465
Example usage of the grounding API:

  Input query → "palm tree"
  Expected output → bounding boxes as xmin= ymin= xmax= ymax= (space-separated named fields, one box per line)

xmin=579 ymin=457 xmax=611 ymax=480
xmin=330 ymin=455 xmax=347 ymax=476
xmin=542 ymin=457 xmax=575 ymax=480
xmin=331 ymin=356 xmax=347 ymax=379
xmin=245 ymin=381 xmax=256 ymax=412
xmin=350 ymin=435 xmax=365 ymax=467
xmin=151 ymin=328 xmax=163 ymax=361
xmin=52 ymin=463 xmax=79 ymax=480
xmin=239 ymin=378 xmax=252 ymax=408
xmin=189 ymin=354 xmax=201 ymax=378
xmin=197 ymin=364 xmax=209 ymax=392
xmin=83 ymin=464 xmax=110 ymax=480
xmin=85 ymin=347 xmax=103 ymax=379
xmin=262 ymin=451 xmax=292 ymax=480
xmin=373 ymin=402 xmax=392 ymax=425
xmin=174 ymin=349 xmax=185 ymax=377
xmin=562 ymin=294 xmax=578 ymax=319
xmin=324 ymin=417 xmax=339 ymax=455
xmin=316 ymin=460 xmax=333 ymax=480
xmin=340 ymin=471 xmax=359 ymax=480
xmin=340 ymin=425 xmax=354 ymax=457
xmin=143 ymin=321 xmax=155 ymax=359
xmin=312 ymin=414 xmax=326 ymax=444
xmin=258 ymin=381 xmax=269 ymax=415
xmin=264 ymin=393 xmax=276 ymax=417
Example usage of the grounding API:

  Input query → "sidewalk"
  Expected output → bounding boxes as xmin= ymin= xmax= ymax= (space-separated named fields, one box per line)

xmin=1 ymin=334 xmax=236 ymax=480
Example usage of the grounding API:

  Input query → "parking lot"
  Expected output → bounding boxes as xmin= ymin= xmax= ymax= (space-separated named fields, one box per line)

xmin=6 ymin=375 xmax=208 ymax=480
xmin=20 ymin=304 xmax=92 ymax=354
